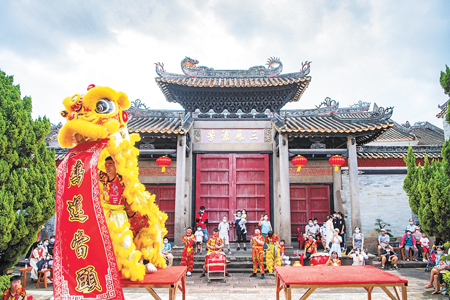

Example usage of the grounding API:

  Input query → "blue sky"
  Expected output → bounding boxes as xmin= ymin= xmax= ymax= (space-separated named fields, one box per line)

xmin=1 ymin=0 xmax=449 ymax=127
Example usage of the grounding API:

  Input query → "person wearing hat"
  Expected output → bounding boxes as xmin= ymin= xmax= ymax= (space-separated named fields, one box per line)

xmin=377 ymin=228 xmax=390 ymax=259
xmin=2 ymin=275 xmax=33 ymax=300
xmin=400 ymin=228 xmax=419 ymax=261
xmin=329 ymin=228 xmax=342 ymax=257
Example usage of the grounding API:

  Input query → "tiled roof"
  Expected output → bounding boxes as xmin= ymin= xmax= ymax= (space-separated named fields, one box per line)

xmin=374 ymin=123 xmax=416 ymax=141
xmin=410 ymin=122 xmax=445 ymax=145
xmin=357 ymin=145 xmax=442 ymax=159
xmin=155 ymin=74 xmax=311 ymax=105
xmin=128 ymin=110 xmax=193 ymax=135
xmin=276 ymin=104 xmax=395 ymax=144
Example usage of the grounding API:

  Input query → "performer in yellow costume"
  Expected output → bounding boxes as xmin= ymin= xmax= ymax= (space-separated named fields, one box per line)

xmin=58 ymin=84 xmax=168 ymax=281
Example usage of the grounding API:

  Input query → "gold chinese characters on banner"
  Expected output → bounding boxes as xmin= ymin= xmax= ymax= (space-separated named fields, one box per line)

xmin=201 ymin=129 xmax=264 ymax=143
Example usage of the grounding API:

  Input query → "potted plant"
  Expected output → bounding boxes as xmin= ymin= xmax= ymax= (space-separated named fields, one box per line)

xmin=374 ymin=218 xmax=396 ymax=240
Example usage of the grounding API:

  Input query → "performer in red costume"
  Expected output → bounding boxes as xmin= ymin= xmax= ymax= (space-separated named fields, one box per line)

xmin=180 ymin=227 xmax=196 ymax=277
xmin=99 ymin=157 xmax=126 ymax=206
xmin=250 ymin=227 xmax=265 ymax=279
xmin=200 ymin=228 xmax=229 ymax=277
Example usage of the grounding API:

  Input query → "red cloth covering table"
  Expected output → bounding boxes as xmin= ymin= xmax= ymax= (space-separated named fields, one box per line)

xmin=274 ymin=265 xmax=408 ymax=300
xmin=121 ymin=266 xmax=187 ymax=300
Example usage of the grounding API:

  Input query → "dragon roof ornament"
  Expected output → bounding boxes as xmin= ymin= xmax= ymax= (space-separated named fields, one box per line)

xmin=155 ymin=56 xmax=311 ymax=78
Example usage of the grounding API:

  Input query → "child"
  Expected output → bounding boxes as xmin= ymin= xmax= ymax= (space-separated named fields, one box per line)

xmin=180 ymin=227 xmax=196 ymax=277
xmin=162 ymin=237 xmax=174 ymax=266
xmin=194 ymin=226 xmax=204 ymax=254
xmin=326 ymin=251 xmax=341 ymax=266
xmin=304 ymin=235 xmax=317 ymax=259
xmin=420 ymin=232 xmax=430 ymax=262
xmin=239 ymin=212 xmax=247 ymax=234
xmin=279 ymin=239 xmax=286 ymax=258
xmin=348 ymin=248 xmax=368 ymax=266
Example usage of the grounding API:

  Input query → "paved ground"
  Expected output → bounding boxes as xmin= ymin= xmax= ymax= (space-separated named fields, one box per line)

xmin=22 ymin=267 xmax=448 ymax=299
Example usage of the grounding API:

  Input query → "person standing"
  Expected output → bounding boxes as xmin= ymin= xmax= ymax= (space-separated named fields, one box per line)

xmin=250 ymin=228 xmax=265 ymax=279
xmin=234 ymin=210 xmax=247 ymax=251
xmin=325 ymin=215 xmax=334 ymax=252
xmin=329 ymin=229 xmax=342 ymax=258
xmin=258 ymin=214 xmax=272 ymax=250
xmin=180 ymin=227 xmax=196 ymax=277
xmin=337 ymin=212 xmax=346 ymax=250
xmin=195 ymin=206 xmax=209 ymax=242
xmin=218 ymin=215 xmax=232 ymax=255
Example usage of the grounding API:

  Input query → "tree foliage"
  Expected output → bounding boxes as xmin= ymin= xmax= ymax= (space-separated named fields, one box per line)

xmin=404 ymin=66 xmax=450 ymax=242
xmin=403 ymin=146 xmax=420 ymax=214
xmin=0 ymin=70 xmax=56 ymax=275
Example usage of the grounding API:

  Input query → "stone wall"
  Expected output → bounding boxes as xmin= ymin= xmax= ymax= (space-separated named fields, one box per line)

xmin=342 ymin=172 xmax=413 ymax=239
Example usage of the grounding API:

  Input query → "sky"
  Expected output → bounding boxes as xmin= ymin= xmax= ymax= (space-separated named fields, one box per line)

xmin=1 ymin=0 xmax=449 ymax=128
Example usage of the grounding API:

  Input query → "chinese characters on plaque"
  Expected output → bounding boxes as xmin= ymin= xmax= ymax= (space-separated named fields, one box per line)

xmin=201 ymin=129 xmax=264 ymax=143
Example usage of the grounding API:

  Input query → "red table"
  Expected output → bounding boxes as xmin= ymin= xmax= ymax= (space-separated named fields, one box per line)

xmin=121 ymin=266 xmax=187 ymax=300
xmin=275 ymin=265 xmax=408 ymax=300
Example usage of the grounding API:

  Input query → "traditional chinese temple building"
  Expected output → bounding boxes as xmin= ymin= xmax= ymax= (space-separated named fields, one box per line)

xmin=47 ymin=57 xmax=445 ymax=246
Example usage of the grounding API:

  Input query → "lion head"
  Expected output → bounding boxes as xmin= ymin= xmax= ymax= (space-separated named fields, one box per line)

xmin=58 ymin=85 xmax=130 ymax=148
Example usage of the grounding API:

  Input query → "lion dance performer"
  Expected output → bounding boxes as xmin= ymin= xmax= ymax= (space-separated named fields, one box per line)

xmin=180 ymin=227 xmax=196 ymax=277
xmin=250 ymin=227 xmax=265 ymax=279
xmin=200 ymin=228 xmax=229 ymax=278
xmin=53 ymin=85 xmax=167 ymax=299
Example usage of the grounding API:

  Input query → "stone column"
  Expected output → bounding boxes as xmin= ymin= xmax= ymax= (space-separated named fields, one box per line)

xmin=347 ymin=136 xmax=361 ymax=230
xmin=174 ymin=135 xmax=187 ymax=245
xmin=332 ymin=168 xmax=344 ymax=213
xmin=276 ymin=133 xmax=292 ymax=246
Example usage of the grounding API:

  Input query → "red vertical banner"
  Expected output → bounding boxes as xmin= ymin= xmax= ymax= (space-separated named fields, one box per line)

xmin=53 ymin=139 xmax=124 ymax=299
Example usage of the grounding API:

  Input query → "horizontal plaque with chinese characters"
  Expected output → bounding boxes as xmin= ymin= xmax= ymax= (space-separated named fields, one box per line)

xmin=201 ymin=129 xmax=265 ymax=143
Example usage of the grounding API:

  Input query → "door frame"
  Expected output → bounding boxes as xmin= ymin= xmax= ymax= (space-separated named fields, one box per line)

xmin=289 ymin=183 xmax=334 ymax=241
xmin=192 ymin=152 xmax=274 ymax=241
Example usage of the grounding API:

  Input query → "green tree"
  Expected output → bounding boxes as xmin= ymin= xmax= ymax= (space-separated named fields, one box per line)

xmin=417 ymin=155 xmax=436 ymax=234
xmin=403 ymin=146 xmax=420 ymax=214
xmin=0 ymin=70 xmax=56 ymax=275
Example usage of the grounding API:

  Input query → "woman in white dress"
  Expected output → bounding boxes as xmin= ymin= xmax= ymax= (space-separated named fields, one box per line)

xmin=30 ymin=242 xmax=45 ymax=280
xmin=325 ymin=215 xmax=334 ymax=252
xmin=329 ymin=228 xmax=342 ymax=257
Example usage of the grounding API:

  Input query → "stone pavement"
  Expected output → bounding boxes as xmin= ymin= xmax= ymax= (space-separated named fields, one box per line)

xmin=22 ymin=267 xmax=448 ymax=299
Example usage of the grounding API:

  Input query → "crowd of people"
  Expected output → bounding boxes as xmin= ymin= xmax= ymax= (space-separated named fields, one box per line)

xmin=6 ymin=206 xmax=449 ymax=298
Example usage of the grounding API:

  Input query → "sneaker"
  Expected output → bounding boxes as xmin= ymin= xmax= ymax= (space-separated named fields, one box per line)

xmin=381 ymin=266 xmax=385 ymax=270
xmin=47 ymin=280 xmax=52 ymax=284
xmin=237 ymin=247 xmax=241 ymax=251
xmin=423 ymin=259 xmax=428 ymax=262
xmin=393 ymin=266 xmax=399 ymax=270
xmin=187 ymin=271 xmax=192 ymax=277
xmin=228 ymin=251 xmax=232 ymax=255
xmin=260 ymin=274 xmax=265 ymax=279
xmin=406 ymin=259 xmax=410 ymax=262
xmin=250 ymin=273 xmax=257 ymax=277
xmin=199 ymin=273 xmax=205 ymax=278
xmin=244 ymin=247 xmax=247 ymax=251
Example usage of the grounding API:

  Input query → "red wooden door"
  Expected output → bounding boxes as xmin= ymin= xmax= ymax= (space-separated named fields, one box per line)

xmin=290 ymin=185 xmax=330 ymax=238
xmin=196 ymin=154 xmax=270 ymax=241
xmin=145 ymin=185 xmax=175 ymax=239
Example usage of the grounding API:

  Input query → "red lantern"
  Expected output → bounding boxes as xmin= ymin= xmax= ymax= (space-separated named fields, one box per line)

xmin=292 ymin=155 xmax=307 ymax=172
xmin=156 ymin=156 xmax=172 ymax=173
xmin=329 ymin=155 xmax=345 ymax=172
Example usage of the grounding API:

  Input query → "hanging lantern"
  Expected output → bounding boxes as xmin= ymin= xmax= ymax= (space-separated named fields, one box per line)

xmin=156 ymin=156 xmax=172 ymax=173
xmin=292 ymin=155 xmax=308 ymax=172
xmin=329 ymin=155 xmax=345 ymax=172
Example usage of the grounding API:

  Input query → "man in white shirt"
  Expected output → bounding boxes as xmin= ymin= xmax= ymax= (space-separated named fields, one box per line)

xmin=405 ymin=218 xmax=416 ymax=233
xmin=218 ymin=216 xmax=232 ymax=255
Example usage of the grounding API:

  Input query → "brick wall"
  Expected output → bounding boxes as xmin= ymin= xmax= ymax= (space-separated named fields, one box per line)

xmin=342 ymin=173 xmax=413 ymax=238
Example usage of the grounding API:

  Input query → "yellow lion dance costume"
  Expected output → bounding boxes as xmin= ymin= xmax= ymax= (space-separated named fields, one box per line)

xmin=58 ymin=84 xmax=168 ymax=281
